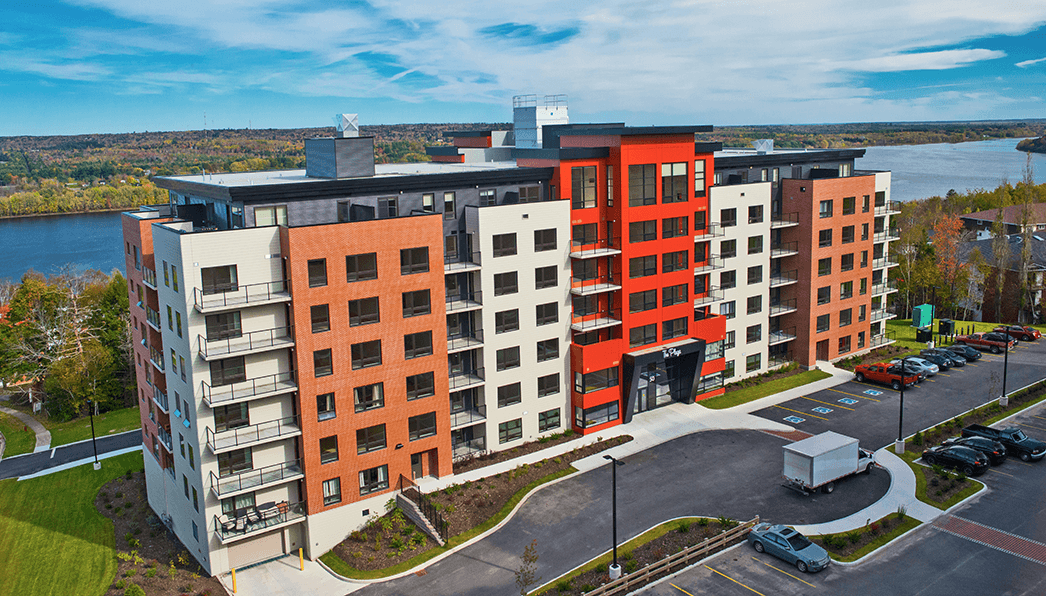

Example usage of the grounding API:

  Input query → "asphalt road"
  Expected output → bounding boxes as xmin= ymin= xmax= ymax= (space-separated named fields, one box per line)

xmin=0 ymin=429 xmax=141 ymax=480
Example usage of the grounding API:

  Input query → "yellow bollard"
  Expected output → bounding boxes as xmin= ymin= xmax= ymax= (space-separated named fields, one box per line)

xmin=299 ymin=547 xmax=304 ymax=571
xmin=231 ymin=569 xmax=237 ymax=593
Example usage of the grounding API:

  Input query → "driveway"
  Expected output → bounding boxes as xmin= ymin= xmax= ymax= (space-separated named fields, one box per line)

xmin=0 ymin=429 xmax=141 ymax=480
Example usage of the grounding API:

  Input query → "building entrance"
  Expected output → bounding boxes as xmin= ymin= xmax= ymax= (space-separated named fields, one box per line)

xmin=622 ymin=339 xmax=706 ymax=424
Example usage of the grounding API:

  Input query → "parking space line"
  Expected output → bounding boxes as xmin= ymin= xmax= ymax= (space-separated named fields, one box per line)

xmin=773 ymin=404 xmax=829 ymax=420
xmin=988 ymin=468 xmax=1016 ymax=478
xmin=926 ymin=379 xmax=937 ymax=382
xmin=751 ymin=557 xmax=817 ymax=587
xmin=938 ymin=373 xmax=952 ymax=377
xmin=670 ymin=583 xmax=697 ymax=596
xmin=852 ymin=381 xmax=898 ymax=393
xmin=801 ymin=396 xmax=854 ymax=410
xmin=1017 ymin=422 xmax=1046 ymax=433
xmin=827 ymin=388 xmax=880 ymax=402
xmin=703 ymin=565 xmax=767 ymax=596
xmin=967 ymin=363 xmax=980 ymax=367
xmin=1033 ymin=415 xmax=1046 ymax=422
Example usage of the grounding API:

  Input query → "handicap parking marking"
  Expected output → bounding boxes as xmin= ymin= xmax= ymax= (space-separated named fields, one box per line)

xmin=812 ymin=406 xmax=833 ymax=414
xmin=783 ymin=415 xmax=806 ymax=424
xmin=773 ymin=403 xmax=828 ymax=420
xmin=839 ymin=398 xmax=860 ymax=405
xmin=864 ymin=389 xmax=884 ymax=396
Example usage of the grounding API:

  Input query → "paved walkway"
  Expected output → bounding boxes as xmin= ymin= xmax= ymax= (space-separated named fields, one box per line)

xmin=0 ymin=401 xmax=52 ymax=456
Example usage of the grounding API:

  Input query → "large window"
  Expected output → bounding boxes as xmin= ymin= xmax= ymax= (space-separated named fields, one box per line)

xmin=205 ymin=311 xmax=241 ymax=341
xmin=322 ymin=478 xmax=341 ymax=506
xmin=520 ymin=186 xmax=541 ymax=203
xmin=749 ymin=205 xmax=764 ymax=224
xmin=841 ymin=253 xmax=855 ymax=272
xmin=534 ymin=229 xmax=557 ymax=252
xmin=538 ymin=373 xmax=560 ymax=397
xmin=494 ymin=272 xmax=519 ymax=296
xmin=816 ymin=314 xmax=830 ymax=333
xmin=842 ymin=225 xmax=855 ymax=244
xmin=662 ymin=216 xmax=689 ymax=239
xmin=378 ymin=197 xmax=397 ymax=218
xmin=404 ymin=331 xmax=433 ymax=359
xmin=747 ymin=265 xmax=763 ymax=285
xmin=724 ymin=330 xmax=736 ymax=349
xmin=400 ymin=247 xmax=429 ymax=274
xmin=536 ymin=302 xmax=558 ymax=326
xmin=406 ymin=372 xmax=435 ymax=400
xmin=346 ymin=253 xmax=378 ymax=282
xmin=320 ymin=436 xmax=338 ymax=464
xmin=535 ymin=265 xmax=558 ymax=289
xmin=748 ymin=236 xmax=763 ymax=255
xmin=817 ymin=286 xmax=831 ymax=305
xmin=349 ymin=296 xmax=380 ymax=326
xmin=573 ymin=294 xmax=599 ymax=316
xmin=720 ymin=270 xmax=736 ymax=289
xmin=408 ymin=412 xmax=437 ymax=441
xmin=843 ymin=196 xmax=856 ymax=215
xmin=629 ymin=255 xmax=657 ymax=278
xmin=493 ymin=233 xmax=517 ymax=257
xmin=495 ymin=309 xmax=519 ymax=333
xmin=576 ymin=401 xmax=619 ymax=428
xmin=819 ymin=229 xmax=832 ymax=248
xmin=663 ymin=317 xmax=688 ymax=340
xmin=351 ymin=340 xmax=382 ymax=369
xmin=538 ymin=408 xmax=561 ymax=432
xmin=214 ymin=403 xmax=248 ymax=433
xmin=720 ymin=208 xmax=737 ymax=228
xmin=746 ymin=353 xmax=761 ymax=373
xmin=572 ymin=166 xmax=597 ymax=209
xmin=201 ymin=265 xmax=238 ymax=295
xmin=443 ymin=192 xmax=456 ymax=220
xmin=747 ymin=295 xmax=762 ymax=315
xmin=311 ymin=304 xmax=330 ymax=333
xmin=572 ymin=223 xmax=597 ymax=246
xmin=572 ymin=259 xmax=599 ymax=283
xmin=662 ymin=162 xmax=687 ymax=203
xmin=840 ymin=281 xmax=854 ymax=300
xmin=402 ymin=290 xmax=431 ymax=318
xmin=496 ymin=346 xmax=521 ymax=371
xmin=498 ymin=383 xmax=522 ymax=408
xmin=308 ymin=259 xmax=327 ymax=287
xmin=499 ymin=418 xmax=523 ymax=444
xmin=721 ymin=239 xmax=737 ymax=259
xmin=694 ymin=160 xmax=706 ymax=197
xmin=720 ymin=300 xmax=736 ymax=319
xmin=210 ymin=356 xmax=246 ymax=386
xmin=629 ymin=324 xmax=657 ymax=347
xmin=537 ymin=338 xmax=559 ymax=362
xmin=313 ymin=349 xmax=333 ymax=377
xmin=356 ymin=424 xmax=386 ymax=454
xmin=629 ymin=290 xmax=657 ymax=313
xmin=747 ymin=324 xmax=762 ymax=344
xmin=354 ymin=382 xmax=384 ymax=412
xmin=478 ymin=189 xmax=496 ymax=206
xmin=818 ymin=258 xmax=832 ymax=276
xmin=575 ymin=367 xmax=619 ymax=393
xmin=317 ymin=392 xmax=335 ymax=421
xmin=663 ymin=250 xmax=688 ymax=273
xmin=629 ymin=221 xmax=657 ymax=243
xmin=840 ymin=308 xmax=853 ymax=327
xmin=255 ymin=205 xmax=287 ymax=226
xmin=820 ymin=200 xmax=833 ymax=218
xmin=218 ymin=448 xmax=252 ymax=476
xmin=663 ymin=284 xmax=688 ymax=307
xmin=359 ymin=465 xmax=388 ymax=495
xmin=628 ymin=164 xmax=657 ymax=206
xmin=839 ymin=335 xmax=852 ymax=354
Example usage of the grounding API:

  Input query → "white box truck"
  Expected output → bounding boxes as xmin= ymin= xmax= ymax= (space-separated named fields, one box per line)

xmin=782 ymin=431 xmax=876 ymax=495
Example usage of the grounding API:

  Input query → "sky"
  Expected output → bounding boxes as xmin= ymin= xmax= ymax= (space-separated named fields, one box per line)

xmin=2 ymin=1 xmax=1046 ymax=136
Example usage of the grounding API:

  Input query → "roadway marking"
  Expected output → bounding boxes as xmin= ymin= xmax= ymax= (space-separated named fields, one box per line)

xmin=838 ymin=398 xmax=860 ymax=405
xmin=933 ymin=515 xmax=1046 ymax=565
xmin=863 ymin=389 xmax=883 ymax=396
xmin=967 ymin=363 xmax=980 ymax=367
xmin=670 ymin=583 xmax=697 ymax=596
xmin=50 ymin=448 xmax=56 ymax=459
xmin=784 ymin=416 xmax=806 ymax=424
xmin=752 ymin=556 xmax=817 ymax=587
xmin=774 ymin=404 xmax=828 ymax=420
xmin=801 ymin=395 xmax=854 ymax=410
xmin=703 ymin=565 xmax=767 ymax=595
xmin=988 ymin=468 xmax=1016 ymax=478
xmin=926 ymin=379 xmax=937 ymax=382
xmin=812 ymin=407 xmax=833 ymax=414
xmin=1017 ymin=422 xmax=1046 ymax=433
xmin=1033 ymin=415 xmax=1046 ymax=422
xmin=828 ymin=388 xmax=880 ymax=402
xmin=938 ymin=373 xmax=952 ymax=377
xmin=852 ymin=381 xmax=898 ymax=393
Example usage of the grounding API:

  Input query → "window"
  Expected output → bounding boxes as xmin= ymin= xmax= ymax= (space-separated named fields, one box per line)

xmin=323 ymin=478 xmax=342 ymax=506
xmin=842 ymin=196 xmax=856 ymax=215
xmin=163 ymin=261 xmax=169 ymax=286
xmin=818 ymin=258 xmax=831 ymax=276
xmin=495 ymin=309 xmax=519 ymax=333
xmin=353 ymin=381 xmax=384 ymax=412
xmin=359 ymin=465 xmax=388 ymax=495
xmin=721 ymin=239 xmax=737 ymax=259
xmin=840 ymin=308 xmax=853 ymax=327
xmin=747 ymin=295 xmax=762 ymax=314
xmin=307 ymin=259 xmax=327 ymax=287
xmin=863 ymin=194 xmax=871 ymax=212
xmin=629 ymin=324 xmax=657 ymax=347
xmin=534 ymin=229 xmax=557 ymax=252
xmin=576 ymin=401 xmax=619 ymax=428
xmin=317 ymin=392 xmax=335 ymax=421
xmin=255 ymin=205 xmax=287 ymax=226
xmin=217 ymin=447 xmax=251 ymax=477
xmin=174 ymin=311 xmax=183 ymax=337
xmin=860 ymin=278 xmax=868 ymax=295
xmin=720 ymin=300 xmax=736 ymax=319
xmin=629 ymin=221 xmax=657 ymax=243
xmin=171 ymin=266 xmax=179 ymax=293
xmin=402 ymin=290 xmax=431 ymax=318
xmin=663 ymin=317 xmax=688 ymax=340
xmin=575 ymin=367 xmax=619 ymax=393
xmin=400 ymin=247 xmax=429 ymax=274
xmin=499 ymin=418 xmax=523 ymax=444
xmin=346 ymin=253 xmax=378 ymax=282
xmin=819 ymin=229 xmax=832 ymax=248
xmin=572 ymin=166 xmax=597 ymax=209
xmin=839 ymin=335 xmax=852 ymax=354
xmin=187 ymin=444 xmax=195 ymax=470
xmin=842 ymin=226 xmax=855 ymax=244
xmin=201 ymin=265 xmax=238 ymax=295
xmin=663 ymin=250 xmax=688 ymax=273
xmin=378 ymin=197 xmax=397 ymax=218
xmin=519 ymin=186 xmax=541 ymax=203
xmin=536 ymin=302 xmax=558 ymax=326
xmin=538 ymin=373 xmax=560 ymax=397
xmin=349 ymin=296 xmax=380 ymax=326
xmin=858 ymin=331 xmax=866 ymax=348
xmin=210 ymin=356 xmax=246 ymax=386
xmin=311 ymin=349 xmax=333 ymax=377
xmin=572 ymin=223 xmax=597 ymax=246
xmin=862 ymin=223 xmax=869 ymax=241
xmin=840 ymin=281 xmax=854 ymax=300
xmin=859 ymin=304 xmax=867 ymax=321
xmin=320 ymin=436 xmax=338 ymax=464
xmin=861 ymin=251 xmax=868 ymax=268
xmin=357 ymin=424 xmax=387 ymax=454
xmin=351 ymin=340 xmax=382 ymax=369
xmin=498 ymin=383 xmax=522 ymax=408
xmin=494 ymin=272 xmax=518 ymax=296
xmin=443 ymin=192 xmax=456 ymax=219
xmin=663 ymin=284 xmax=688 ymax=307
xmin=408 ymin=412 xmax=437 ymax=441
xmin=662 ymin=216 xmax=689 ymax=238
xmin=214 ymin=403 xmax=248 ymax=433
xmin=816 ymin=314 xmax=830 ymax=333
xmin=573 ymin=294 xmax=599 ymax=317
xmin=167 ymin=306 xmax=173 ymax=331
xmin=720 ymin=270 xmax=736 ymax=289
xmin=422 ymin=193 xmax=435 ymax=212
xmin=607 ymin=165 xmax=614 ymax=206
xmin=841 ymin=253 xmax=854 ymax=272
xmin=493 ymin=233 xmax=517 ymax=257
xmin=694 ymin=160 xmax=706 ymax=197
xmin=721 ymin=208 xmax=737 ymax=228
xmin=628 ymin=164 xmax=657 ymax=206
xmin=746 ymin=354 xmax=761 ymax=373
xmin=748 ymin=205 xmax=764 ymax=224
xmin=746 ymin=324 xmax=762 ymax=344
xmin=311 ymin=304 xmax=330 ymax=333
xmin=817 ymin=286 xmax=831 ymax=305
xmin=748 ymin=236 xmax=763 ymax=255
xmin=694 ymin=241 xmax=707 ymax=263
xmin=661 ymin=162 xmax=687 ymax=203
xmin=535 ymin=265 xmax=557 ymax=289
xmin=537 ymin=338 xmax=559 ymax=362
xmin=724 ymin=330 xmax=736 ymax=349
xmin=537 ymin=408 xmax=561 ymax=432
xmin=403 ymin=371 xmax=434 ymax=401
xmin=695 ymin=275 xmax=707 ymax=294
xmin=747 ymin=266 xmax=762 ymax=285
xmin=629 ymin=256 xmax=657 ymax=278
xmin=496 ymin=346 xmax=521 ymax=371
xmin=819 ymin=200 xmax=833 ymax=218
xmin=404 ymin=331 xmax=433 ymax=359
xmin=724 ymin=360 xmax=735 ymax=378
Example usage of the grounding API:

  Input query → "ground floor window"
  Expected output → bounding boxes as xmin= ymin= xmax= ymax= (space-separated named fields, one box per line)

xmin=746 ymin=353 xmax=761 ymax=373
xmin=359 ymin=465 xmax=389 ymax=495
xmin=576 ymin=401 xmax=619 ymax=428
xmin=499 ymin=418 xmax=523 ymax=444
xmin=538 ymin=409 xmax=561 ymax=432
xmin=323 ymin=478 xmax=342 ymax=505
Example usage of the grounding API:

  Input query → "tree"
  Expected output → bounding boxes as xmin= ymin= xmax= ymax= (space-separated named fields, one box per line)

xmin=1017 ymin=155 xmax=1036 ymax=323
xmin=930 ymin=214 xmax=971 ymax=318
xmin=989 ymin=195 xmax=1010 ymax=323
xmin=515 ymin=539 xmax=542 ymax=596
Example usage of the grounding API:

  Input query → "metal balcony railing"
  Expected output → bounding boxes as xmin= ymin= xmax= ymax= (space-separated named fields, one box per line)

xmin=448 ymin=367 xmax=485 ymax=391
xmin=768 ymin=352 xmax=794 ymax=368
xmin=446 ymin=291 xmax=482 ymax=312
xmin=570 ymin=308 xmax=623 ymax=331
xmin=694 ymin=255 xmax=725 ymax=273
xmin=206 ymin=415 xmax=301 ymax=454
xmin=450 ymin=405 xmax=487 ymax=429
xmin=693 ymin=223 xmax=724 ymax=238
xmin=214 ymin=500 xmax=306 ymax=543
xmin=198 ymin=325 xmax=294 ymax=360
xmin=148 ymin=346 xmax=166 ymax=373
xmin=444 ymin=250 xmax=482 ymax=272
xmin=770 ymin=269 xmax=799 ymax=287
xmin=769 ymin=298 xmax=797 ymax=316
xmin=447 ymin=329 xmax=484 ymax=352
xmin=771 ymin=212 xmax=799 ymax=228
xmin=571 ymin=273 xmax=622 ymax=295
xmin=770 ymin=241 xmax=798 ymax=258
xmin=142 ymin=266 xmax=157 ymax=289
xmin=157 ymin=426 xmax=173 ymax=452
xmin=201 ymin=371 xmax=297 ymax=407
xmin=152 ymin=387 xmax=169 ymax=414
xmin=870 ymin=330 xmax=896 ymax=348
xmin=873 ymin=229 xmax=900 ymax=242
xmin=870 ymin=308 xmax=896 ymax=322
xmin=145 ymin=306 xmax=162 ymax=331
xmin=871 ymin=257 xmax=899 ymax=269
xmin=694 ymin=286 xmax=724 ymax=306
xmin=570 ymin=237 xmax=622 ymax=258
xmin=769 ymin=327 xmax=797 ymax=345
xmin=210 ymin=459 xmax=304 ymax=498
xmin=871 ymin=282 xmax=898 ymax=295
xmin=452 ymin=437 xmax=488 ymax=461
xmin=874 ymin=200 xmax=902 ymax=215
xmin=193 ymin=279 xmax=291 ymax=312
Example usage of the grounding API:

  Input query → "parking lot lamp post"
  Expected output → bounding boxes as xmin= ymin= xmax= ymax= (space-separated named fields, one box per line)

xmin=895 ymin=356 xmax=910 ymax=454
xmin=604 ymin=454 xmax=625 ymax=580
xmin=89 ymin=399 xmax=100 ymax=470
xmin=1000 ymin=338 xmax=1010 ymax=407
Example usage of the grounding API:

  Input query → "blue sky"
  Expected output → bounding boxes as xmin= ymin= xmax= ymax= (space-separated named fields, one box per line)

xmin=2 ymin=0 xmax=1046 ymax=136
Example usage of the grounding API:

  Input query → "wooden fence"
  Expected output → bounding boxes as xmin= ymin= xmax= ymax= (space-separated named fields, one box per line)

xmin=582 ymin=516 xmax=760 ymax=596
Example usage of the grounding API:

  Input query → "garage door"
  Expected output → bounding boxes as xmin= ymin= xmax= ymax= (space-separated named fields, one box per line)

xmin=227 ymin=530 xmax=284 ymax=569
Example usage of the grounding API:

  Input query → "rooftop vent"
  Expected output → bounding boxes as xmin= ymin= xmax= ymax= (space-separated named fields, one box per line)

xmin=335 ymin=113 xmax=359 ymax=138
xmin=753 ymin=139 xmax=774 ymax=155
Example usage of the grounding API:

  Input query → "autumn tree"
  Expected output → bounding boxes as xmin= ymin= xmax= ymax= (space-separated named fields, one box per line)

xmin=931 ymin=214 xmax=971 ymax=318
xmin=1017 ymin=155 xmax=1036 ymax=323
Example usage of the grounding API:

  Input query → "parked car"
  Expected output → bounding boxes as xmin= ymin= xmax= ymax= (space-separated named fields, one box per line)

xmin=917 ymin=350 xmax=952 ymax=371
xmin=945 ymin=344 xmax=982 ymax=362
xmin=891 ymin=357 xmax=938 ymax=378
xmin=962 ymin=424 xmax=1046 ymax=462
xmin=931 ymin=348 xmax=967 ymax=367
xmin=955 ymin=332 xmax=1016 ymax=354
xmin=853 ymin=363 xmax=919 ymax=389
xmin=993 ymin=325 xmax=1041 ymax=341
xmin=747 ymin=523 xmax=831 ymax=573
xmin=942 ymin=436 xmax=1007 ymax=465
xmin=921 ymin=445 xmax=990 ymax=476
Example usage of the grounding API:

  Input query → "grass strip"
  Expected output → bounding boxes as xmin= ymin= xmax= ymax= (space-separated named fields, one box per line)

xmin=321 ymin=466 xmax=577 ymax=580
xmin=48 ymin=406 xmax=142 ymax=447
xmin=814 ymin=514 xmax=921 ymax=562
xmin=0 ymin=451 xmax=144 ymax=596
xmin=0 ymin=411 xmax=37 ymax=457
xmin=699 ymin=370 xmax=831 ymax=410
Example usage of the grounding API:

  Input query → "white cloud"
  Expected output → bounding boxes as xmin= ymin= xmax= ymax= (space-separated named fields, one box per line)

xmin=1016 ymin=56 xmax=1046 ymax=68
xmin=835 ymin=49 xmax=1006 ymax=72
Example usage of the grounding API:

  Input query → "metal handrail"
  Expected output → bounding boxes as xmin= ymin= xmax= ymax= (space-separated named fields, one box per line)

xmin=771 ymin=212 xmax=799 ymax=228
xmin=770 ymin=269 xmax=799 ymax=286
xmin=157 ymin=426 xmax=173 ymax=452
xmin=444 ymin=250 xmax=481 ymax=268
xmin=694 ymin=255 xmax=724 ymax=272
xmin=693 ymin=222 xmax=724 ymax=238
xmin=142 ymin=266 xmax=157 ymax=288
xmin=871 ymin=330 xmax=896 ymax=347
xmin=571 ymin=308 xmax=623 ymax=329
xmin=768 ymin=352 xmax=794 ymax=368
xmin=206 ymin=415 xmax=301 ymax=452
xmin=874 ymin=200 xmax=902 ymax=214
xmin=214 ymin=500 xmax=305 ymax=541
xmin=198 ymin=325 xmax=294 ymax=359
xmin=570 ymin=236 xmax=622 ymax=256
xmin=201 ymin=371 xmax=297 ymax=406
xmin=148 ymin=346 xmax=166 ymax=372
xmin=769 ymin=298 xmax=797 ymax=315
xmin=873 ymin=229 xmax=900 ymax=242
xmin=870 ymin=308 xmax=895 ymax=321
xmin=571 ymin=272 xmax=622 ymax=289
xmin=871 ymin=282 xmax=898 ymax=294
xmin=448 ymin=367 xmax=485 ymax=390
xmin=152 ymin=387 xmax=169 ymax=413
xmin=398 ymin=475 xmax=450 ymax=543
xmin=194 ymin=279 xmax=290 ymax=310
xmin=694 ymin=287 xmax=723 ymax=306
xmin=446 ymin=290 xmax=482 ymax=312
xmin=769 ymin=326 xmax=797 ymax=344
xmin=452 ymin=438 xmax=488 ymax=462
xmin=447 ymin=328 xmax=484 ymax=346
xmin=450 ymin=405 xmax=487 ymax=428
xmin=871 ymin=258 xmax=899 ymax=269
xmin=770 ymin=240 xmax=798 ymax=256
xmin=145 ymin=306 xmax=162 ymax=330
xmin=210 ymin=458 xmax=303 ymax=497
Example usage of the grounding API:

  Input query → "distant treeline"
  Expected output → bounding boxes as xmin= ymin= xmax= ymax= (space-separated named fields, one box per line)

xmin=702 ymin=121 xmax=1046 ymax=150
xmin=0 ymin=181 xmax=168 ymax=218
xmin=1017 ymin=136 xmax=1046 ymax=154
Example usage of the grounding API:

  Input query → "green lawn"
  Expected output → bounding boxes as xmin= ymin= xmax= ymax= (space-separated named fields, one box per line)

xmin=47 ymin=406 xmax=142 ymax=447
xmin=697 ymin=370 xmax=832 ymax=410
xmin=0 ymin=451 xmax=143 ymax=596
xmin=0 ymin=411 xmax=37 ymax=458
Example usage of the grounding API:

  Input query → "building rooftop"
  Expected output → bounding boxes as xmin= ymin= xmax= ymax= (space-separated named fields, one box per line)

xmin=962 ymin=203 xmax=1046 ymax=225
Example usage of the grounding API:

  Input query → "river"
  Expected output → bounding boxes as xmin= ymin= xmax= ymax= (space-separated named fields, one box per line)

xmin=0 ymin=138 xmax=1044 ymax=281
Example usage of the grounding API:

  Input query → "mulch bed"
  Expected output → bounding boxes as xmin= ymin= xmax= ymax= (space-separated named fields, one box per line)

xmin=722 ymin=363 xmax=804 ymax=393
xmin=96 ymin=470 xmax=224 ymax=596
xmin=541 ymin=519 xmax=745 ymax=595
xmin=810 ymin=513 xmax=910 ymax=558
xmin=330 ymin=435 xmax=633 ymax=572
xmin=918 ymin=467 xmax=975 ymax=504
xmin=453 ymin=429 xmax=583 ymax=475
xmin=835 ymin=344 xmax=912 ymax=370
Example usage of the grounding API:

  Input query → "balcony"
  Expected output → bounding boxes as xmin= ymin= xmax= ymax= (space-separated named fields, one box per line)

xmin=770 ymin=241 xmax=799 ymax=259
xmin=874 ymin=200 xmax=902 ymax=215
xmin=769 ymin=298 xmax=797 ymax=316
xmin=571 ymin=273 xmax=622 ymax=296
xmin=201 ymin=371 xmax=298 ymax=408
xmin=145 ymin=306 xmax=162 ymax=331
xmin=157 ymin=426 xmax=173 ymax=453
xmin=693 ymin=287 xmax=724 ymax=306
xmin=197 ymin=325 xmax=295 ymax=360
xmin=570 ymin=237 xmax=622 ymax=259
xmin=770 ymin=270 xmax=799 ymax=288
xmin=771 ymin=212 xmax=800 ymax=229
xmin=445 ymin=250 xmax=482 ymax=273
xmin=871 ymin=258 xmax=899 ymax=270
xmin=450 ymin=405 xmax=487 ymax=430
xmin=142 ymin=266 xmax=157 ymax=289
xmin=446 ymin=291 xmax=482 ymax=313
xmin=148 ymin=346 xmax=166 ymax=373
xmin=448 ymin=368 xmax=485 ymax=391
xmin=693 ymin=223 xmax=725 ymax=239
xmin=571 ymin=308 xmax=623 ymax=332
xmin=871 ymin=282 xmax=899 ymax=295
xmin=769 ymin=326 xmax=797 ymax=346
xmin=206 ymin=415 xmax=301 ymax=454
xmin=448 ymin=329 xmax=484 ymax=353
xmin=870 ymin=330 xmax=896 ymax=348
xmin=193 ymin=280 xmax=291 ymax=314
xmin=210 ymin=459 xmax=304 ymax=499
xmin=768 ymin=352 xmax=794 ymax=369
xmin=693 ymin=255 xmax=725 ymax=273
xmin=452 ymin=437 xmax=487 ymax=461
xmin=214 ymin=500 xmax=306 ymax=544
xmin=870 ymin=308 xmax=897 ymax=322
xmin=152 ymin=386 xmax=170 ymax=414
xmin=873 ymin=228 xmax=900 ymax=243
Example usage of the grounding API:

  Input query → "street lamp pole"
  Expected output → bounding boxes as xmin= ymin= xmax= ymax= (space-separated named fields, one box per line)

xmin=1001 ymin=336 xmax=1010 ymax=407
xmin=89 ymin=399 xmax=100 ymax=470
xmin=894 ymin=356 xmax=910 ymax=454
xmin=604 ymin=454 xmax=625 ymax=580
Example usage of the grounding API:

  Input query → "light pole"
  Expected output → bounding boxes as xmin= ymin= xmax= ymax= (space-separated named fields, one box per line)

xmin=604 ymin=454 xmax=625 ymax=580
xmin=894 ymin=356 xmax=911 ymax=454
xmin=89 ymin=399 xmax=100 ymax=470
xmin=1000 ymin=334 xmax=1011 ymax=407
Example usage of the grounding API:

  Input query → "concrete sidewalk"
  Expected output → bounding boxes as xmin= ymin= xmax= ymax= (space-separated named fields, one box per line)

xmin=0 ymin=402 xmax=52 ymax=455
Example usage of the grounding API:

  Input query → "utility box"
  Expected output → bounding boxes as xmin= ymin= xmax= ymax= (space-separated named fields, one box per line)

xmin=916 ymin=327 xmax=933 ymax=342
xmin=912 ymin=304 xmax=935 ymax=329
xmin=939 ymin=319 xmax=954 ymax=335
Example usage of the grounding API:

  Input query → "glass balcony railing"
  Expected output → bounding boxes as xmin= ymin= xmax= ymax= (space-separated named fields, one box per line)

xmin=570 ymin=308 xmax=623 ymax=331
xmin=194 ymin=280 xmax=291 ymax=312
xmin=446 ymin=291 xmax=482 ymax=313
xmin=206 ymin=415 xmax=301 ymax=453
xmin=450 ymin=405 xmax=487 ymax=429
xmin=148 ymin=346 xmax=166 ymax=372
xmin=771 ymin=212 xmax=799 ymax=228
xmin=448 ymin=368 xmax=485 ymax=391
xmin=201 ymin=371 xmax=297 ymax=407
xmin=570 ymin=237 xmax=622 ymax=258
xmin=210 ymin=459 xmax=304 ymax=498
xmin=145 ymin=306 xmax=162 ymax=331
xmin=214 ymin=500 xmax=305 ymax=543
xmin=142 ymin=266 xmax=157 ymax=289
xmin=198 ymin=326 xmax=294 ymax=359
xmin=152 ymin=387 xmax=169 ymax=414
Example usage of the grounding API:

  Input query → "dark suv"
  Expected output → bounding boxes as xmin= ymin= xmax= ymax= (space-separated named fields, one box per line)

xmin=942 ymin=436 xmax=1006 ymax=465
xmin=945 ymin=344 xmax=982 ymax=362
xmin=923 ymin=348 xmax=965 ymax=368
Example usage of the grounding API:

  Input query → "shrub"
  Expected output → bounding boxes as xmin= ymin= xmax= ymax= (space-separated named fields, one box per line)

xmin=676 ymin=520 xmax=692 ymax=533
xmin=114 ymin=579 xmax=125 ymax=590
xmin=697 ymin=517 xmax=709 ymax=527
xmin=145 ymin=567 xmax=157 ymax=578
xmin=913 ymin=431 xmax=924 ymax=446
xmin=581 ymin=584 xmax=595 ymax=592
xmin=625 ymin=559 xmax=638 ymax=573
xmin=896 ymin=505 xmax=907 ymax=520
xmin=956 ymin=471 xmax=967 ymax=482
xmin=846 ymin=530 xmax=861 ymax=544
xmin=716 ymin=515 xmax=738 ymax=530
xmin=115 ymin=491 xmax=123 ymax=498
xmin=124 ymin=568 xmax=136 ymax=577
xmin=555 ymin=580 xmax=571 ymax=592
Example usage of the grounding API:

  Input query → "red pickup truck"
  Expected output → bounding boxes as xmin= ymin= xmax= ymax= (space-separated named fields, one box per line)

xmin=993 ymin=325 xmax=1041 ymax=342
xmin=954 ymin=332 xmax=1016 ymax=354
xmin=854 ymin=363 xmax=919 ymax=390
